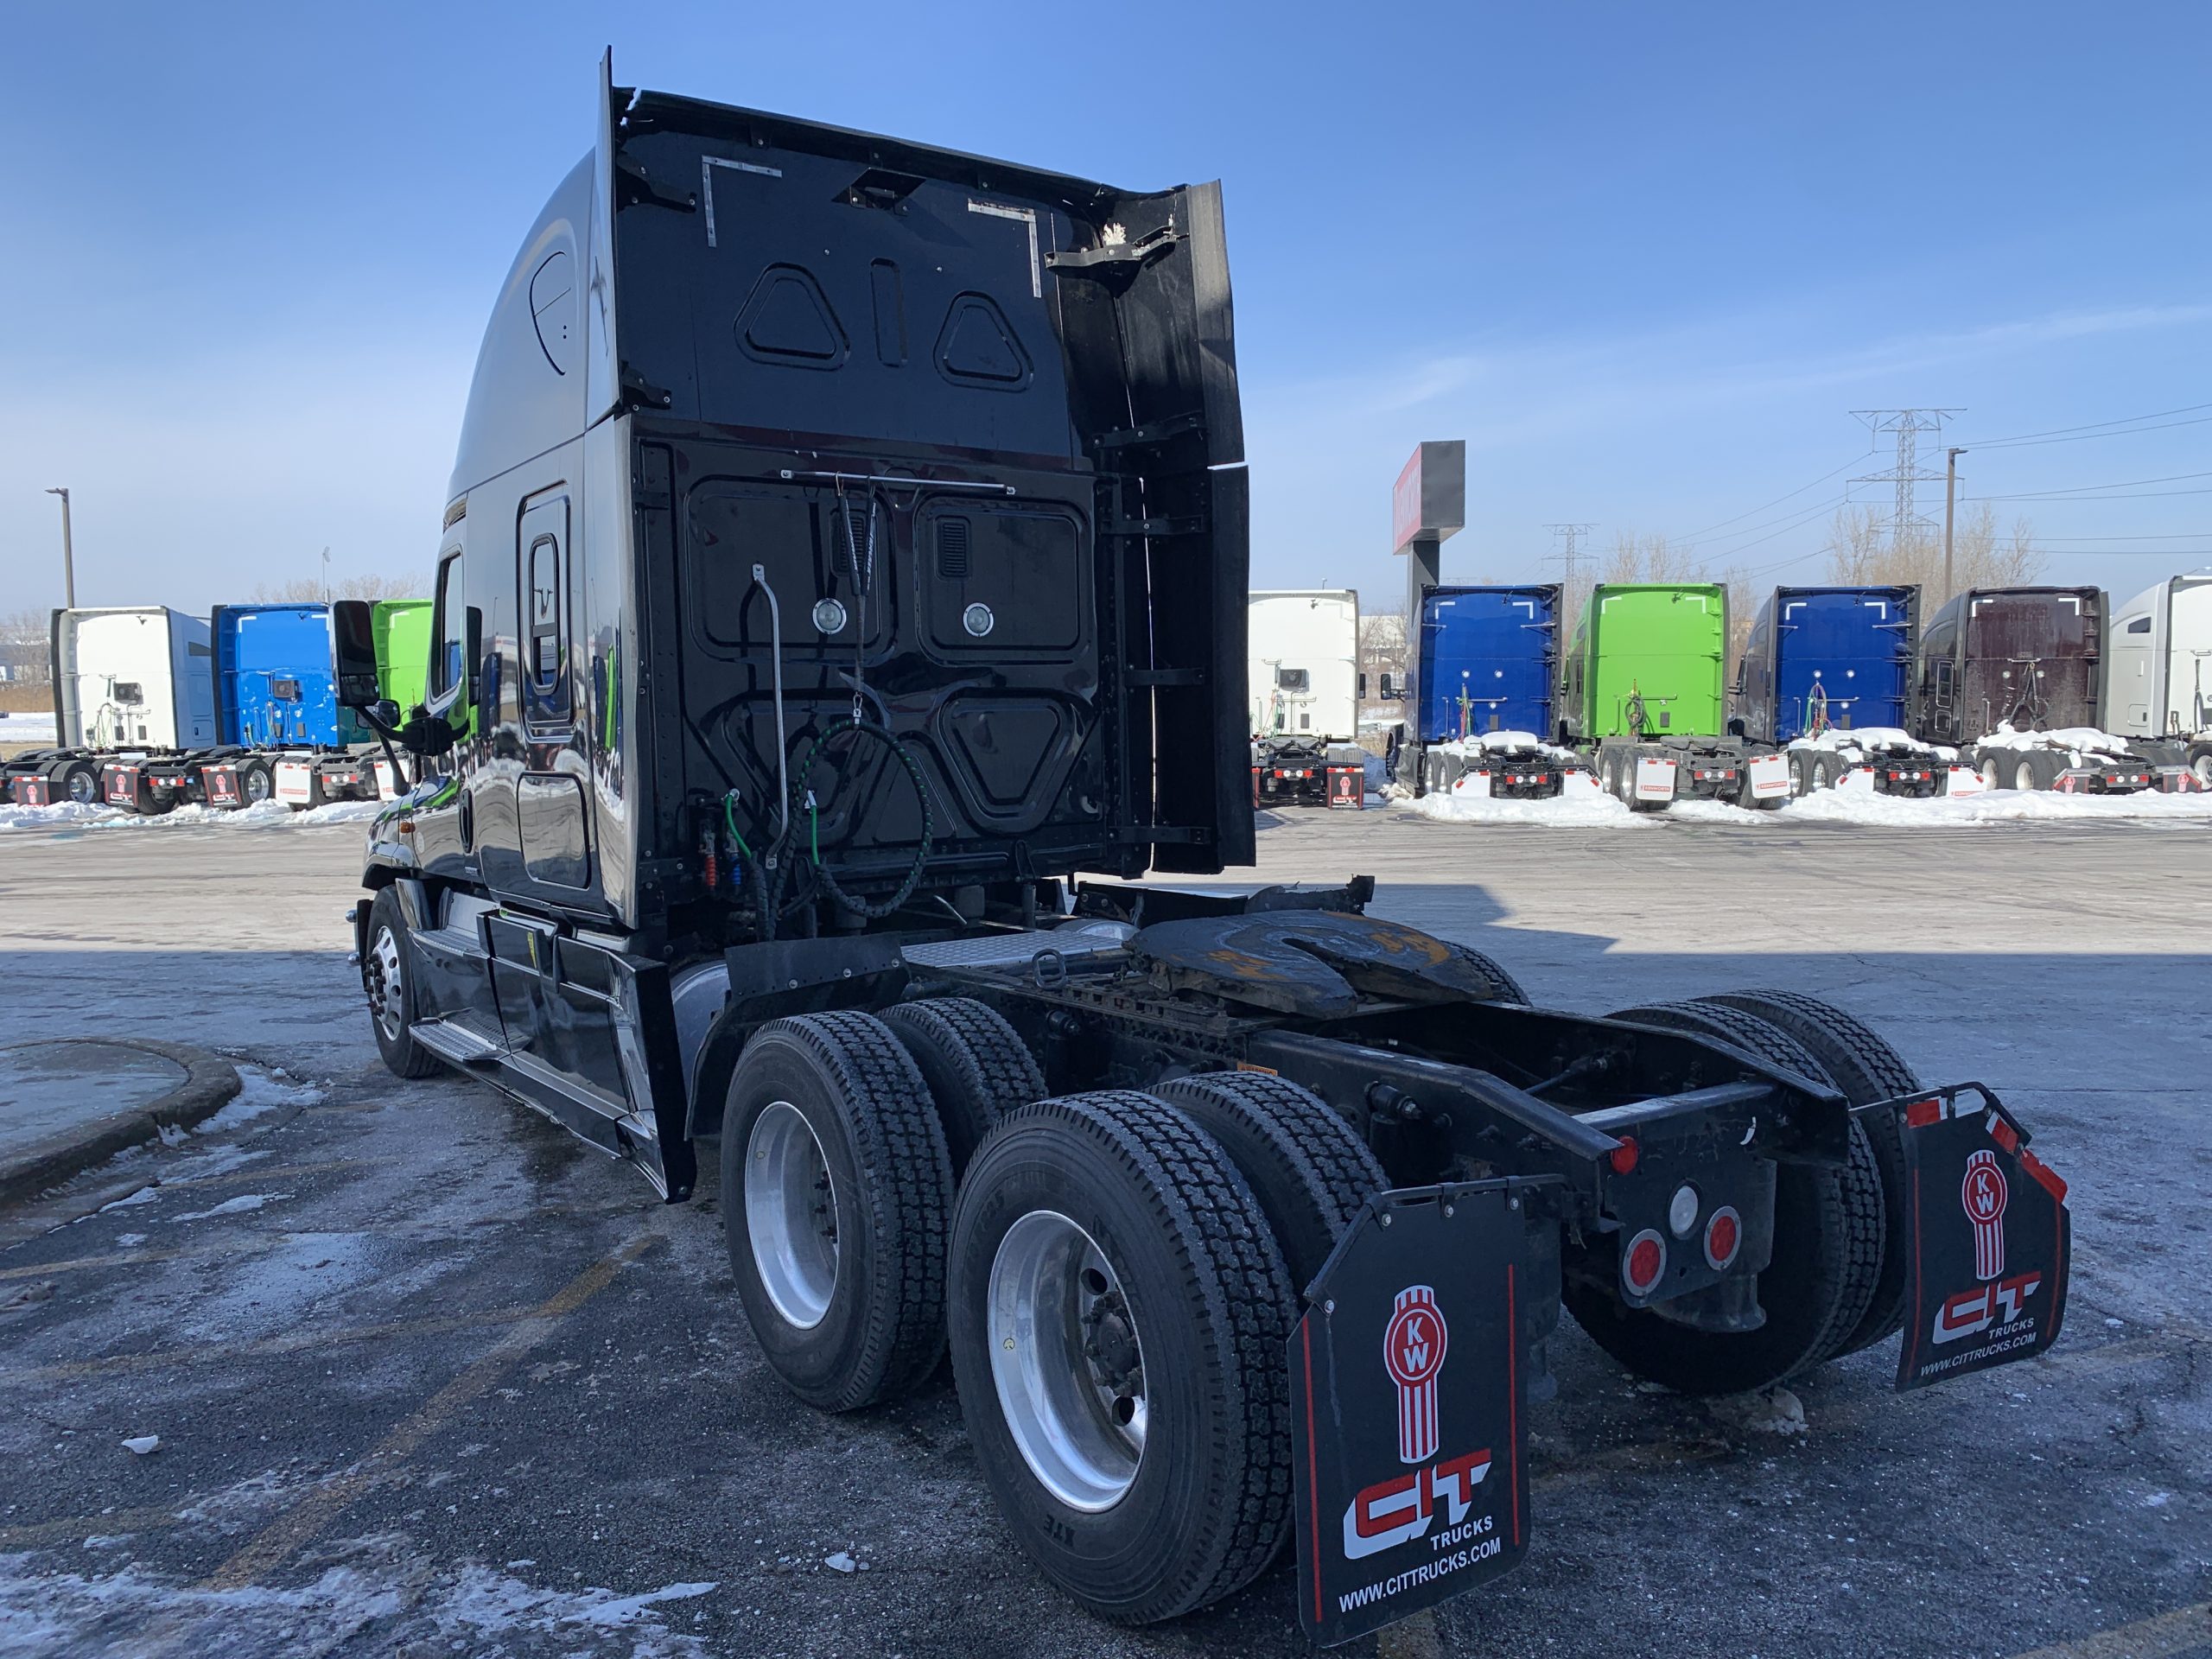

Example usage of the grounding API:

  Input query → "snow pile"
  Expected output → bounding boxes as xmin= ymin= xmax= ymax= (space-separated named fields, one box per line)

xmin=0 ymin=798 xmax=381 ymax=832
xmin=1439 ymin=730 xmax=1579 ymax=762
xmin=0 ymin=800 xmax=111 ymax=832
xmin=1414 ymin=784 xmax=1636 ymax=827
xmin=0 ymin=713 xmax=59 ymax=743
xmin=1673 ymin=789 xmax=2212 ymax=827
xmin=1973 ymin=721 xmax=2134 ymax=760
xmin=1788 ymin=727 xmax=1931 ymax=755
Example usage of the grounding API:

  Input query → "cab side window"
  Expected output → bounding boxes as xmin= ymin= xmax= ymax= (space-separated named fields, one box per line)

xmin=430 ymin=548 xmax=466 ymax=703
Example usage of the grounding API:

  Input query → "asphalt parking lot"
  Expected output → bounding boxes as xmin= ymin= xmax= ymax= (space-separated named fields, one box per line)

xmin=0 ymin=809 xmax=2207 ymax=1659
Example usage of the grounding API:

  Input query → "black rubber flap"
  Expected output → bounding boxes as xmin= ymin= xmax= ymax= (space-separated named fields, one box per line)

xmin=1290 ymin=1183 xmax=1535 ymax=1645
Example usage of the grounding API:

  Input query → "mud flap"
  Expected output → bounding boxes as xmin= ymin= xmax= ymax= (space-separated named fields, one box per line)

xmin=1870 ymin=1084 xmax=2070 ymax=1391
xmin=1289 ymin=1180 xmax=1547 ymax=1646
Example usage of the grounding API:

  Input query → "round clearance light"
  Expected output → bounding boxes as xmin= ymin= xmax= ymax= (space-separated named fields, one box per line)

xmin=812 ymin=597 xmax=848 ymax=635
xmin=963 ymin=602 xmax=995 ymax=638
xmin=1668 ymin=1183 xmax=1700 ymax=1238
xmin=1622 ymin=1229 xmax=1667 ymax=1298
xmin=1704 ymin=1205 xmax=1743 ymax=1270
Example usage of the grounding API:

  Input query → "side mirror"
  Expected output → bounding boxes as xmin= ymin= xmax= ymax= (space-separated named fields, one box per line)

xmin=369 ymin=699 xmax=401 ymax=730
xmin=331 ymin=600 xmax=381 ymax=709
xmin=1380 ymin=672 xmax=1402 ymax=701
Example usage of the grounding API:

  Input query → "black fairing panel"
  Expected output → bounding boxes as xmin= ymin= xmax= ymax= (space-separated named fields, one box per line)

xmin=607 ymin=97 xmax=1253 ymax=894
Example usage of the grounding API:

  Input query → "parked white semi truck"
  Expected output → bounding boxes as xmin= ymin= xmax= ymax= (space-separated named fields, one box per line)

xmin=1249 ymin=588 xmax=1365 ymax=807
xmin=3 ymin=608 xmax=219 ymax=807
xmin=2107 ymin=569 xmax=2212 ymax=787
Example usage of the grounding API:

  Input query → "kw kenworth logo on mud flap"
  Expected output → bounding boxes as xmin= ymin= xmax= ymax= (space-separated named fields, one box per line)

xmin=1291 ymin=1186 xmax=1538 ymax=1645
xmin=1888 ymin=1086 xmax=2071 ymax=1392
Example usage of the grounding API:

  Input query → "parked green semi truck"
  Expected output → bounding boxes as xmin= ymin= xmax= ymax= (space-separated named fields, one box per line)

xmin=372 ymin=600 xmax=433 ymax=714
xmin=1558 ymin=583 xmax=1789 ymax=808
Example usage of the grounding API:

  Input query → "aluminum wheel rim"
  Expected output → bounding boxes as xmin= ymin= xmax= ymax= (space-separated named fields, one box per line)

xmin=67 ymin=770 xmax=96 ymax=804
xmin=988 ymin=1210 xmax=1147 ymax=1513
xmin=2195 ymin=755 xmax=2212 ymax=787
xmin=245 ymin=768 xmax=271 ymax=803
xmin=1982 ymin=758 xmax=2002 ymax=790
xmin=2015 ymin=760 xmax=2036 ymax=792
xmin=366 ymin=924 xmax=406 ymax=1041
xmin=746 ymin=1102 xmax=839 ymax=1330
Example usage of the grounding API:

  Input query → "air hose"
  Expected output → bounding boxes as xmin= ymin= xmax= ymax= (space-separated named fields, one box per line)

xmin=795 ymin=716 xmax=936 ymax=921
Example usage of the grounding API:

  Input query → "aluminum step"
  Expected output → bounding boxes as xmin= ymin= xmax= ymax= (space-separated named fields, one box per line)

xmin=411 ymin=1019 xmax=504 ymax=1067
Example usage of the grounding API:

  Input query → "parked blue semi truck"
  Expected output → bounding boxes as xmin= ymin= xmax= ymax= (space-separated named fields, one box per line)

xmin=196 ymin=603 xmax=385 ymax=810
xmin=1402 ymin=584 xmax=1591 ymax=798
xmin=1734 ymin=585 xmax=1983 ymax=798
xmin=92 ymin=602 xmax=423 ymax=814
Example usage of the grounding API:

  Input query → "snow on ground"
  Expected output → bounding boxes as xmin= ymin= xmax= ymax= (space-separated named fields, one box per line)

xmin=0 ymin=712 xmax=59 ymax=743
xmin=1671 ymin=787 xmax=2212 ymax=826
xmin=0 ymin=799 xmax=381 ymax=833
xmin=1413 ymin=786 xmax=1637 ymax=827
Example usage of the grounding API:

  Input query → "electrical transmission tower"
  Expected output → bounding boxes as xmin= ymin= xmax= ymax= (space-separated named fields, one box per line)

xmin=1849 ymin=409 xmax=1962 ymax=552
xmin=1544 ymin=522 xmax=1596 ymax=593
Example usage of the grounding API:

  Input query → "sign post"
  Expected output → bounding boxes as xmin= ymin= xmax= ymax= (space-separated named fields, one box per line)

xmin=1390 ymin=442 xmax=1465 ymax=786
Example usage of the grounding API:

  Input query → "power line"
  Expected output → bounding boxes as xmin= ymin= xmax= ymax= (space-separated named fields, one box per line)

xmin=2031 ymin=531 xmax=2212 ymax=542
xmin=1969 ymin=486 xmax=2212 ymax=504
xmin=1675 ymin=454 xmax=1867 ymax=543
xmin=1964 ymin=400 xmax=2212 ymax=448
xmin=1963 ymin=467 xmax=2212 ymax=501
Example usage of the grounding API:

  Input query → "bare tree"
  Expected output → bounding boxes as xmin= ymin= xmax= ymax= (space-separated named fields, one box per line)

xmin=1821 ymin=502 xmax=2044 ymax=605
xmin=251 ymin=573 xmax=429 ymax=604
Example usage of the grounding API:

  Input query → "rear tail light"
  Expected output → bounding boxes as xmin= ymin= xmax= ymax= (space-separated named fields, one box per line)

xmin=1703 ymin=1205 xmax=1743 ymax=1270
xmin=1609 ymin=1135 xmax=1639 ymax=1175
xmin=1622 ymin=1229 xmax=1667 ymax=1297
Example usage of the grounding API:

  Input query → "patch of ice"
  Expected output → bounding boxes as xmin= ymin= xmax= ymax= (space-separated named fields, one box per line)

xmin=195 ymin=1065 xmax=326 ymax=1132
xmin=171 ymin=1192 xmax=291 ymax=1223
xmin=823 ymin=1552 xmax=856 ymax=1573
xmin=115 ymin=1233 xmax=146 ymax=1247
xmin=0 ymin=1556 xmax=715 ymax=1659
xmin=120 ymin=1435 xmax=160 ymax=1455
xmin=565 ymin=1582 xmax=719 ymax=1626
xmin=1413 ymin=786 xmax=1637 ymax=828
xmin=97 ymin=1187 xmax=160 ymax=1212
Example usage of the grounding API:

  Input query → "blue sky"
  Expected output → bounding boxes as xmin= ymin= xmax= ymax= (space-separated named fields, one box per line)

xmin=3 ymin=3 xmax=2209 ymax=618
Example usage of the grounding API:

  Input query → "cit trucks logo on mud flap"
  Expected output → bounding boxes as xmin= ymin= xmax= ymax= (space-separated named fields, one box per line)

xmin=1347 ymin=1287 xmax=1491 ymax=1561
xmin=1892 ymin=1087 xmax=2070 ymax=1390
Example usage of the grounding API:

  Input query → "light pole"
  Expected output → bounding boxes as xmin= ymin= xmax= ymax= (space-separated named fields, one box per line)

xmin=45 ymin=487 xmax=75 ymax=608
xmin=1942 ymin=448 xmax=1966 ymax=602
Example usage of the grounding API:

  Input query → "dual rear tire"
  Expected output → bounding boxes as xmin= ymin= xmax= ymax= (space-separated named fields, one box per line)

xmin=719 ymin=1015 xmax=1382 ymax=1624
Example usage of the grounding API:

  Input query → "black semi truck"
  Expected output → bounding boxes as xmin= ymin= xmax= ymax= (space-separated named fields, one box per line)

xmin=340 ymin=60 xmax=2072 ymax=1646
